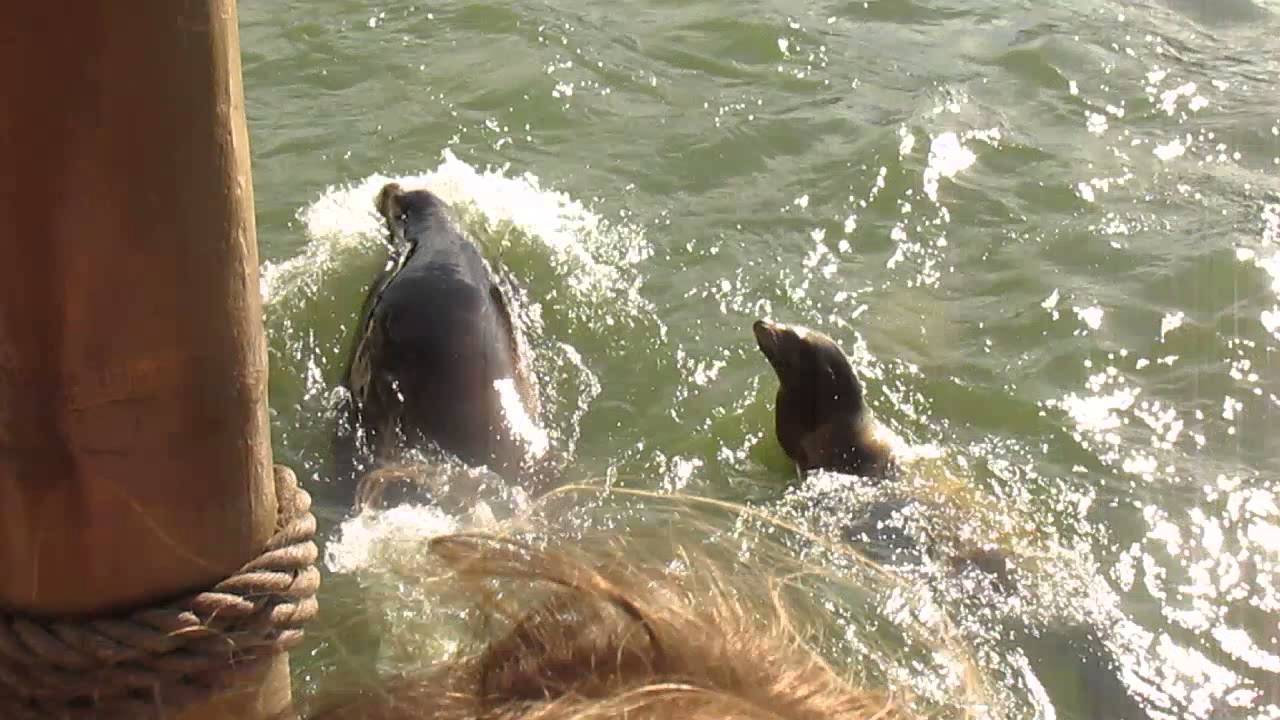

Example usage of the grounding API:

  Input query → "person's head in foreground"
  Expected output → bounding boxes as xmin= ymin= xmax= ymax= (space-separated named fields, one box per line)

xmin=302 ymin=529 xmax=923 ymax=720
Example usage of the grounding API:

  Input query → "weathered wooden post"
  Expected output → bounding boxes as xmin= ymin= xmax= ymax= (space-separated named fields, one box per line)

xmin=0 ymin=1 xmax=310 ymax=718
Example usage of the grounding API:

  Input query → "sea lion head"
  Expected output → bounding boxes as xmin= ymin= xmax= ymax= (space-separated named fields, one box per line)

xmin=375 ymin=182 xmax=447 ymax=247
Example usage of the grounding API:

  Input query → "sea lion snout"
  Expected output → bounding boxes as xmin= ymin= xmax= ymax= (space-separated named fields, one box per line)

xmin=752 ymin=319 xmax=780 ymax=362
xmin=753 ymin=319 xmax=815 ymax=377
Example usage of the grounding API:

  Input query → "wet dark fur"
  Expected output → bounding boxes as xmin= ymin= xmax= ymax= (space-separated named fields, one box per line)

xmin=333 ymin=184 xmax=542 ymax=492
xmin=752 ymin=319 xmax=894 ymax=479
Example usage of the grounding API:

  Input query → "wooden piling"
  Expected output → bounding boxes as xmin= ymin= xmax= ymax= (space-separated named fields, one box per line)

xmin=0 ymin=0 xmax=291 ymax=717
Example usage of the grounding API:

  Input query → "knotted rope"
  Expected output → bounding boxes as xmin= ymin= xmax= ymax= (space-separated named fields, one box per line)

xmin=0 ymin=464 xmax=320 ymax=720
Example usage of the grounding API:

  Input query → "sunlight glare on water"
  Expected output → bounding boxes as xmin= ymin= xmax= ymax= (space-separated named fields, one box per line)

xmin=239 ymin=1 xmax=1280 ymax=717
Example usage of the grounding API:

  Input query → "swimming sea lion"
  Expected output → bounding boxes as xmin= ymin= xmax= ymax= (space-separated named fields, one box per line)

xmin=752 ymin=318 xmax=895 ymax=479
xmin=333 ymin=183 xmax=548 ymax=494
xmin=751 ymin=320 xmax=1146 ymax=718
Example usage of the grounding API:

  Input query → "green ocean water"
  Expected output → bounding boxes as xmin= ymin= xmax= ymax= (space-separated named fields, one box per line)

xmin=239 ymin=1 xmax=1280 ymax=718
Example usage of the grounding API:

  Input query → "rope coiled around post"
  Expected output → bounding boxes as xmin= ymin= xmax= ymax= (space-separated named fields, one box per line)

xmin=0 ymin=465 xmax=320 ymax=720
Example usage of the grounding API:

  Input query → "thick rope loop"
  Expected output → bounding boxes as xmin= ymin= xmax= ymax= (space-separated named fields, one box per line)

xmin=0 ymin=465 xmax=320 ymax=720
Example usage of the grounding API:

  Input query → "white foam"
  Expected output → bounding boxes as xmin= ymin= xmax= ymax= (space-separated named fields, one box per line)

xmin=1262 ymin=309 xmax=1280 ymax=338
xmin=1087 ymin=112 xmax=1109 ymax=136
xmin=1055 ymin=387 xmax=1139 ymax=434
xmin=1260 ymin=204 xmax=1279 ymax=295
xmin=1160 ymin=311 xmax=1185 ymax=341
xmin=1041 ymin=288 xmax=1062 ymax=311
xmin=262 ymin=149 xmax=647 ymax=309
xmin=1254 ymin=205 xmax=1280 ymax=338
xmin=1154 ymin=139 xmax=1187 ymax=161
xmin=1075 ymin=305 xmax=1105 ymax=331
xmin=324 ymin=503 xmax=459 ymax=574
xmin=494 ymin=377 xmax=551 ymax=458
xmin=922 ymin=132 xmax=977 ymax=204
xmin=898 ymin=127 xmax=916 ymax=157
xmin=258 ymin=185 xmax=386 ymax=304
xmin=1158 ymin=82 xmax=1198 ymax=116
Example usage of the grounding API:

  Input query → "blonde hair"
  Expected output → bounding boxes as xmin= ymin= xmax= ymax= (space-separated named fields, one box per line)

xmin=304 ymin=530 xmax=910 ymax=720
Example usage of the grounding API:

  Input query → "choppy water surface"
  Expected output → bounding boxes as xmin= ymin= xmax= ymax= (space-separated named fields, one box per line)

xmin=239 ymin=1 xmax=1280 ymax=718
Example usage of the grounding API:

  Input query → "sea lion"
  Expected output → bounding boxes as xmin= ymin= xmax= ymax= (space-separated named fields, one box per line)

xmin=752 ymin=319 xmax=895 ymax=479
xmin=333 ymin=183 xmax=548 ymax=495
xmin=750 ymin=320 xmax=1146 ymax=718
xmin=752 ymin=318 xmax=919 ymax=568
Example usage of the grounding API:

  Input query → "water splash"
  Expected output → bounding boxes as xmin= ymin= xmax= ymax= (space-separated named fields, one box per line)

xmin=263 ymin=148 xmax=651 ymax=311
xmin=324 ymin=504 xmax=460 ymax=575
